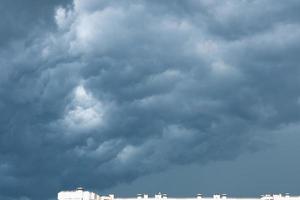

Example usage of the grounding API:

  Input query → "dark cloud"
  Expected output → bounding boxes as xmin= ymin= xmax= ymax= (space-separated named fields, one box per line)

xmin=1 ymin=0 xmax=300 ymax=199
xmin=0 ymin=0 xmax=71 ymax=47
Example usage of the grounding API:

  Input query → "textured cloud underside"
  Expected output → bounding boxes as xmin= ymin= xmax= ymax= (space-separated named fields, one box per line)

xmin=1 ymin=0 xmax=300 ymax=199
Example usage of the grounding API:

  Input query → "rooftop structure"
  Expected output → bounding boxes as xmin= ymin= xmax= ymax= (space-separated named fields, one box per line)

xmin=57 ymin=188 xmax=299 ymax=200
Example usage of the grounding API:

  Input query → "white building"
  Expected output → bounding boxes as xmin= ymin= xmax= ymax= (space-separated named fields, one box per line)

xmin=58 ymin=187 xmax=101 ymax=200
xmin=58 ymin=188 xmax=300 ymax=200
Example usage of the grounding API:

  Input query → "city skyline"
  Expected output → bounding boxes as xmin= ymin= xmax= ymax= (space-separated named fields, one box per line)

xmin=57 ymin=187 xmax=300 ymax=200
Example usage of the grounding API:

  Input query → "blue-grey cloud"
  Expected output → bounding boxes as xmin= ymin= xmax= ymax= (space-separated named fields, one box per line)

xmin=1 ymin=0 xmax=300 ymax=199
xmin=0 ymin=0 xmax=71 ymax=47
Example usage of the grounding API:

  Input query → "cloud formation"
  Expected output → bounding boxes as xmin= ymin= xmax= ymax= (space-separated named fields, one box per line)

xmin=1 ymin=0 xmax=300 ymax=199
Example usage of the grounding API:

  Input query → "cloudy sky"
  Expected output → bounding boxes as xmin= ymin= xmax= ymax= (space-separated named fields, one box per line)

xmin=1 ymin=0 xmax=300 ymax=199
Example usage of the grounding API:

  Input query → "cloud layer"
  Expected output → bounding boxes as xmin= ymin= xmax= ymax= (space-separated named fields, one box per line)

xmin=1 ymin=0 xmax=300 ymax=199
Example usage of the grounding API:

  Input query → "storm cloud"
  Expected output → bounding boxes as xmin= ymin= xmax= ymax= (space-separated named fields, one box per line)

xmin=1 ymin=0 xmax=300 ymax=199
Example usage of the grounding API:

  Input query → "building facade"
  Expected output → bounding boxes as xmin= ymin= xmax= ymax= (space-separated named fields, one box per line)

xmin=58 ymin=188 xmax=300 ymax=200
xmin=58 ymin=187 xmax=101 ymax=200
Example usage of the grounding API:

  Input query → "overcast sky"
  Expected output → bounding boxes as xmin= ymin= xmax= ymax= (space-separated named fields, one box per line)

xmin=1 ymin=0 xmax=300 ymax=200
